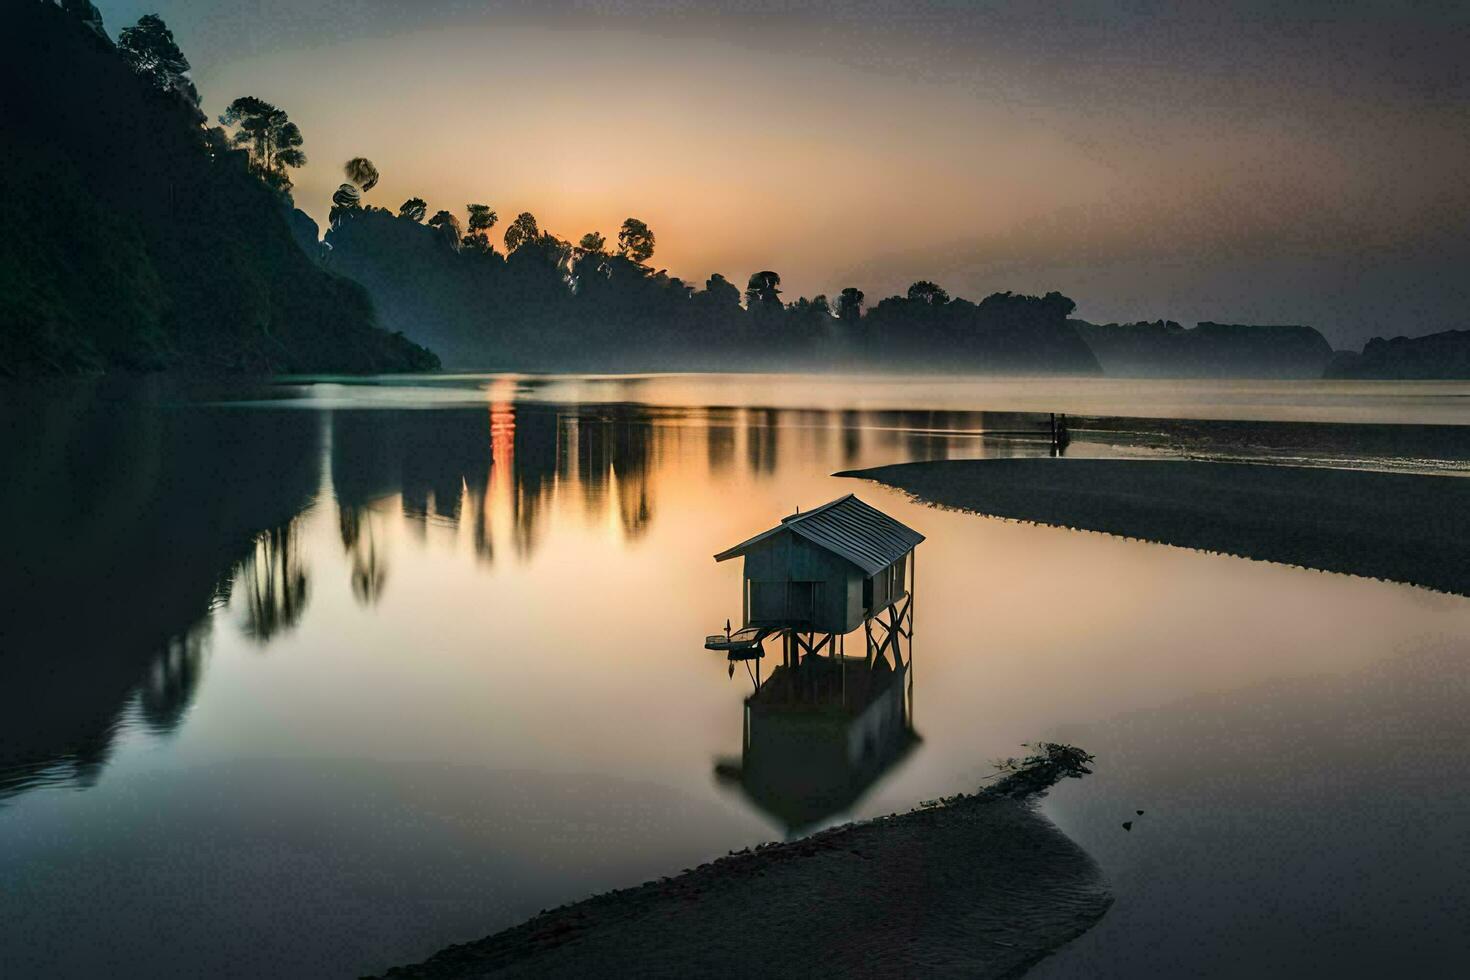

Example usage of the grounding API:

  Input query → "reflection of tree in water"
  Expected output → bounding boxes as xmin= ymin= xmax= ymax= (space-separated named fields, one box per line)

xmin=511 ymin=407 xmax=558 ymax=557
xmin=0 ymin=385 xmax=322 ymax=803
xmin=903 ymin=410 xmax=955 ymax=461
xmin=0 ymin=718 xmax=118 ymax=802
xmin=237 ymin=520 xmax=310 ymax=643
xmin=338 ymin=505 xmax=389 ymax=605
xmin=572 ymin=413 xmax=615 ymax=514
xmin=327 ymin=403 xmax=667 ymax=563
xmin=557 ymin=405 xmax=658 ymax=540
xmin=136 ymin=623 xmax=209 ymax=734
xmin=840 ymin=409 xmax=862 ymax=464
xmin=612 ymin=413 xmax=655 ymax=539
xmin=706 ymin=408 xmax=737 ymax=475
xmin=619 ymin=488 xmax=652 ymax=538
xmin=1 ymin=620 xmax=214 ymax=802
xmin=746 ymin=408 xmax=781 ymax=474
xmin=468 ymin=481 xmax=493 ymax=564
xmin=331 ymin=407 xmax=492 ymax=550
xmin=402 ymin=411 xmax=492 ymax=527
xmin=866 ymin=410 xmax=904 ymax=455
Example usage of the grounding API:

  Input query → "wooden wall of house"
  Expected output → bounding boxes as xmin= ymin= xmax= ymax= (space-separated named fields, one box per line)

xmin=865 ymin=556 xmax=908 ymax=613
xmin=741 ymin=531 xmax=865 ymax=633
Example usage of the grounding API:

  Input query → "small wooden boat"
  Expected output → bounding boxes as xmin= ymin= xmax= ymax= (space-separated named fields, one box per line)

xmin=704 ymin=626 xmax=771 ymax=659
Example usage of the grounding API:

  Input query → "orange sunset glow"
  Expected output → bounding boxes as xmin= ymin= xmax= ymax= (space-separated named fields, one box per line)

xmin=8 ymin=3 xmax=1470 ymax=976
xmin=133 ymin=2 xmax=1470 ymax=348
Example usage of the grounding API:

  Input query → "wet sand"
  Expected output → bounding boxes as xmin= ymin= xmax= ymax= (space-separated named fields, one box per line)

xmin=839 ymin=459 xmax=1470 ymax=595
xmin=370 ymin=748 xmax=1110 ymax=979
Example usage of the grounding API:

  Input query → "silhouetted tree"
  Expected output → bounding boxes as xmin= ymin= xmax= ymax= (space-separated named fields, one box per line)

xmin=788 ymin=295 xmax=833 ymax=317
xmin=512 ymin=232 xmax=574 ymax=281
xmin=784 ymin=295 xmax=835 ymax=344
xmin=836 ymin=287 xmax=865 ymax=320
xmin=1040 ymin=290 xmax=1077 ymax=319
xmin=618 ymin=218 xmax=656 ymax=264
xmin=746 ymin=270 xmax=783 ymax=315
xmin=427 ymin=209 xmax=462 ymax=250
xmin=344 ymin=157 xmax=380 ymax=192
xmin=907 ymin=280 xmax=949 ymax=305
xmin=504 ymin=211 xmax=539 ymax=253
xmin=219 ymin=96 xmax=306 ymax=190
xmin=398 ymin=197 xmax=427 ymax=222
xmin=118 ymin=15 xmax=198 ymax=106
xmin=702 ymin=273 xmax=741 ymax=308
xmin=859 ymin=287 xmax=1093 ymax=372
xmin=463 ymin=203 xmax=498 ymax=252
xmin=466 ymin=204 xmax=498 ymax=235
xmin=571 ymin=233 xmax=610 ymax=293
xmin=330 ymin=183 xmax=361 ymax=226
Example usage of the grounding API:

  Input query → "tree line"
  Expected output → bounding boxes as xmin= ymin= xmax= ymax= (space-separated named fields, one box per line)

xmin=33 ymin=1 xmax=1099 ymax=375
xmin=312 ymin=150 xmax=1096 ymax=371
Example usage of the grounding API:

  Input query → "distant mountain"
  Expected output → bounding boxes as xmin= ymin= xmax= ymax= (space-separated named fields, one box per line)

xmin=1325 ymin=330 xmax=1470 ymax=380
xmin=1073 ymin=320 xmax=1333 ymax=378
xmin=0 ymin=2 xmax=437 ymax=376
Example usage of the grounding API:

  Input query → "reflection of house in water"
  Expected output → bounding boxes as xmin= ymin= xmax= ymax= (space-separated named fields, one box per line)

xmin=707 ymin=495 xmax=924 ymax=833
xmin=716 ymin=645 xmax=920 ymax=834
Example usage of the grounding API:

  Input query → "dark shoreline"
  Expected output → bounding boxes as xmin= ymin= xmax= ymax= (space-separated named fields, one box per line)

xmin=839 ymin=458 xmax=1470 ymax=596
xmin=370 ymin=746 xmax=1110 ymax=979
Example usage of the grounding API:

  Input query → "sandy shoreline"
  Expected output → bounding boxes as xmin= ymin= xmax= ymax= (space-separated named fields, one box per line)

xmin=840 ymin=458 xmax=1470 ymax=596
xmin=370 ymin=746 xmax=1110 ymax=979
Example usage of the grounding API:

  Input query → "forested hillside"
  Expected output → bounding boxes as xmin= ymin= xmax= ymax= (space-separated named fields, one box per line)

xmin=0 ymin=2 xmax=436 ymax=376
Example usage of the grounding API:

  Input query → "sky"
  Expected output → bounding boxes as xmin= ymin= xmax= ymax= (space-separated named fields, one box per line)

xmin=98 ymin=0 xmax=1469 ymax=348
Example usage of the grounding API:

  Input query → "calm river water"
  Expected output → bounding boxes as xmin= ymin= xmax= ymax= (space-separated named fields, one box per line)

xmin=3 ymin=374 xmax=1469 ymax=978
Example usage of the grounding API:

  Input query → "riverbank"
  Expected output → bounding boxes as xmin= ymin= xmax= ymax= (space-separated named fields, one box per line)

xmin=839 ymin=458 xmax=1470 ymax=596
xmin=371 ymin=745 xmax=1109 ymax=979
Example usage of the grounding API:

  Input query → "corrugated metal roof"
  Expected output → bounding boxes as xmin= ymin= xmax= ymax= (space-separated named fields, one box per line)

xmin=714 ymin=494 xmax=924 ymax=575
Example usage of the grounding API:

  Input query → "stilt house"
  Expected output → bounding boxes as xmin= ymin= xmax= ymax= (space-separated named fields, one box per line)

xmin=714 ymin=494 xmax=924 ymax=634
